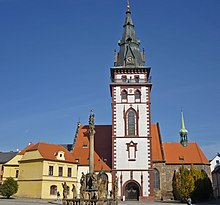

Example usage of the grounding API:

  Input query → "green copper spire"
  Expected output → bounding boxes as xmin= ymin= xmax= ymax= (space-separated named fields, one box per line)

xmin=114 ymin=1 xmax=145 ymax=67
xmin=180 ymin=111 xmax=188 ymax=147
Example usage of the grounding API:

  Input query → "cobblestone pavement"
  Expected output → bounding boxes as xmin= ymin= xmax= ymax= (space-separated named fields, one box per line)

xmin=0 ymin=198 xmax=219 ymax=205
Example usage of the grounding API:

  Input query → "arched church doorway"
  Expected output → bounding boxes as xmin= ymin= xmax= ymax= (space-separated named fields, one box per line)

xmin=124 ymin=181 xmax=140 ymax=201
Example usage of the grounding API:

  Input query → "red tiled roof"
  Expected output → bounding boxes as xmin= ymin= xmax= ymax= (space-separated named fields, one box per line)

xmin=18 ymin=144 xmax=36 ymax=155
xmin=94 ymin=125 xmax=112 ymax=168
xmin=163 ymin=142 xmax=209 ymax=165
xmin=151 ymin=123 xmax=164 ymax=162
xmin=72 ymin=124 xmax=163 ymax=169
xmin=18 ymin=124 xmax=208 ymax=167
xmin=71 ymin=125 xmax=111 ymax=171
xmin=26 ymin=142 xmax=76 ymax=163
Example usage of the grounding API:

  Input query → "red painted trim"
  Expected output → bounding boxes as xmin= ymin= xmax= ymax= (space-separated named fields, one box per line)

xmin=126 ymin=141 xmax=138 ymax=160
xmin=141 ymin=172 xmax=143 ymax=196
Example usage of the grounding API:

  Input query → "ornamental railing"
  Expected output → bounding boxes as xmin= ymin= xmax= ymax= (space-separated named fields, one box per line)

xmin=111 ymin=77 xmax=152 ymax=84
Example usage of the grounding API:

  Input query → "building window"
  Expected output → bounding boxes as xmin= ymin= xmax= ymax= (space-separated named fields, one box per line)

xmin=154 ymin=168 xmax=160 ymax=190
xmin=127 ymin=110 xmax=136 ymax=136
xmin=216 ymin=160 xmax=219 ymax=164
xmin=134 ymin=76 xmax=139 ymax=83
xmin=49 ymin=166 xmax=53 ymax=176
xmin=50 ymin=185 xmax=57 ymax=195
xmin=58 ymin=167 xmax=63 ymax=177
xmin=135 ymin=90 xmax=141 ymax=99
xmin=68 ymin=168 xmax=72 ymax=177
xmin=126 ymin=141 xmax=138 ymax=161
xmin=15 ymin=170 xmax=19 ymax=178
xmin=121 ymin=75 xmax=127 ymax=82
xmin=122 ymin=90 xmax=127 ymax=100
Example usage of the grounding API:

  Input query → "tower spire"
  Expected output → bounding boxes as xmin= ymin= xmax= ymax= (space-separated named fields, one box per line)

xmin=180 ymin=111 xmax=188 ymax=147
xmin=115 ymin=1 xmax=145 ymax=67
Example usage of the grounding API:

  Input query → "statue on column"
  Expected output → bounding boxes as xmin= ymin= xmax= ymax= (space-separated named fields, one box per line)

xmin=80 ymin=172 xmax=86 ymax=199
xmin=87 ymin=110 xmax=95 ymax=136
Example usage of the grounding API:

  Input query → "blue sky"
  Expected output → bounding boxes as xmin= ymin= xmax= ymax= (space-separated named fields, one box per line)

xmin=0 ymin=0 xmax=219 ymax=159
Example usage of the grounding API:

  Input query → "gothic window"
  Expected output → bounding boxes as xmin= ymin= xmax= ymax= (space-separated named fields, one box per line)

xmin=122 ymin=90 xmax=127 ymax=100
xmin=127 ymin=110 xmax=136 ymax=136
xmin=50 ymin=185 xmax=57 ymax=195
xmin=135 ymin=90 xmax=141 ymax=99
xmin=126 ymin=141 xmax=138 ymax=161
xmin=154 ymin=168 xmax=160 ymax=190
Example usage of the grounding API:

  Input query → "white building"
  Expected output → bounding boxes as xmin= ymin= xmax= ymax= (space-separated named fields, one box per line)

xmin=210 ymin=153 xmax=220 ymax=172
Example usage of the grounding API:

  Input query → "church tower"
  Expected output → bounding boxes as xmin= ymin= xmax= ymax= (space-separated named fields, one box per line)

xmin=110 ymin=2 xmax=153 ymax=200
xmin=180 ymin=111 xmax=188 ymax=147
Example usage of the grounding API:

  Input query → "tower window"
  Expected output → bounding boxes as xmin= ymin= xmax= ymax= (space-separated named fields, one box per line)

xmin=127 ymin=110 xmax=136 ymax=136
xmin=135 ymin=90 xmax=141 ymax=99
xmin=126 ymin=141 xmax=138 ymax=161
xmin=134 ymin=76 xmax=139 ymax=83
xmin=122 ymin=90 xmax=127 ymax=100
xmin=121 ymin=75 xmax=127 ymax=82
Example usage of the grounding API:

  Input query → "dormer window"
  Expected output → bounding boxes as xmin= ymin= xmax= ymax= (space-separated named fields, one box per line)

xmin=179 ymin=156 xmax=184 ymax=161
xmin=55 ymin=151 xmax=65 ymax=161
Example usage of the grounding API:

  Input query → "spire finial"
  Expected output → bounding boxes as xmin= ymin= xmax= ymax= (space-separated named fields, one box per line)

xmin=181 ymin=111 xmax=186 ymax=130
xmin=127 ymin=0 xmax=130 ymax=12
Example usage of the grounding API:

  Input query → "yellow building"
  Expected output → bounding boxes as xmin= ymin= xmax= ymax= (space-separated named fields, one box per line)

xmin=2 ymin=142 xmax=78 ymax=200
xmin=17 ymin=142 xmax=77 ymax=199
xmin=3 ymin=144 xmax=33 ymax=182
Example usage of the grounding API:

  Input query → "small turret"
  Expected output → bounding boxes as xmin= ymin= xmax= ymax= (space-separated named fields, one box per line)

xmin=180 ymin=111 xmax=188 ymax=147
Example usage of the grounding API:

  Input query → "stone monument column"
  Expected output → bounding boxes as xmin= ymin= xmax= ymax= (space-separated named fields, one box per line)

xmin=87 ymin=111 xmax=96 ymax=174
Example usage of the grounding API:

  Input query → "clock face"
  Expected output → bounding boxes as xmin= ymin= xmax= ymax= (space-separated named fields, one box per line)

xmin=127 ymin=56 xmax=133 ymax=62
